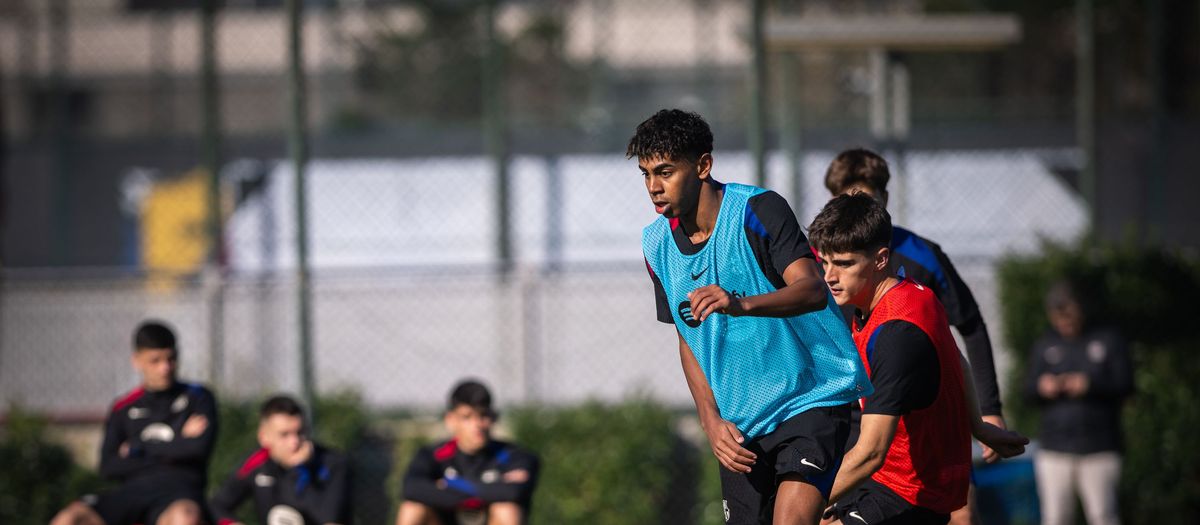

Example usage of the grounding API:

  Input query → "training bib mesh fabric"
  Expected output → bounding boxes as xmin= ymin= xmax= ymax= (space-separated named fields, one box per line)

xmin=643 ymin=183 xmax=871 ymax=439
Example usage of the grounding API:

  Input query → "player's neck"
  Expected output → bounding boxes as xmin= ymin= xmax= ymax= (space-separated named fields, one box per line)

xmin=679 ymin=181 xmax=724 ymax=243
xmin=864 ymin=276 xmax=900 ymax=316
xmin=141 ymin=379 xmax=178 ymax=393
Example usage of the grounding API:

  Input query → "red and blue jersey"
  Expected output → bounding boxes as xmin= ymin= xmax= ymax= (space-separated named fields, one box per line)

xmin=852 ymin=280 xmax=971 ymax=514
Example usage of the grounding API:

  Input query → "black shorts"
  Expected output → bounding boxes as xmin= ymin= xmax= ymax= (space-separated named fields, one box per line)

xmin=432 ymin=504 xmax=528 ymax=525
xmin=833 ymin=479 xmax=949 ymax=525
xmin=85 ymin=476 xmax=205 ymax=525
xmin=719 ymin=404 xmax=851 ymax=524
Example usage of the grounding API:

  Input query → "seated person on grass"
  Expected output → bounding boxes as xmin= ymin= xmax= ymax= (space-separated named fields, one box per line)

xmin=396 ymin=380 xmax=539 ymax=525
xmin=209 ymin=395 xmax=351 ymax=525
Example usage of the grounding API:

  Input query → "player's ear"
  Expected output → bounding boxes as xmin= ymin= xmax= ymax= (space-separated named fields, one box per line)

xmin=875 ymin=246 xmax=890 ymax=271
xmin=256 ymin=423 xmax=271 ymax=449
xmin=696 ymin=153 xmax=714 ymax=180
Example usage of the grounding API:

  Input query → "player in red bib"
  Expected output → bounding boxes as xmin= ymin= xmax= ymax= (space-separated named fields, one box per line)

xmin=807 ymin=194 xmax=1027 ymax=525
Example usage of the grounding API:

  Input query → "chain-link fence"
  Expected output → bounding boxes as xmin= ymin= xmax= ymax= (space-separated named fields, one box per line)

xmin=1 ymin=0 xmax=1094 ymax=523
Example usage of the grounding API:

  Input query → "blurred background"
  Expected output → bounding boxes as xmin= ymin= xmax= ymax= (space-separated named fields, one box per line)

xmin=0 ymin=0 xmax=1197 ymax=524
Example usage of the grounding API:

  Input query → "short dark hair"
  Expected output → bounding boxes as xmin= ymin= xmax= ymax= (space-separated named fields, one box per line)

xmin=807 ymin=193 xmax=892 ymax=254
xmin=1044 ymin=279 xmax=1091 ymax=316
xmin=448 ymin=379 xmax=493 ymax=413
xmin=260 ymin=395 xmax=305 ymax=421
xmin=626 ymin=109 xmax=714 ymax=163
xmin=133 ymin=320 xmax=177 ymax=351
xmin=824 ymin=148 xmax=891 ymax=195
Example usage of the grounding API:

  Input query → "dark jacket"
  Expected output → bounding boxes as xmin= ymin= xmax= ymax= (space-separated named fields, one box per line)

xmin=1025 ymin=327 xmax=1133 ymax=454
xmin=209 ymin=443 xmax=351 ymax=525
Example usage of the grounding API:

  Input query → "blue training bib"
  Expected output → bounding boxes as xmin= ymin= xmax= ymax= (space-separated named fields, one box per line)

xmin=643 ymin=183 xmax=871 ymax=439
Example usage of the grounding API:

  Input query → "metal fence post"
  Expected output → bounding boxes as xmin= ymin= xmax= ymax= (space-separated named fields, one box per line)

xmin=749 ymin=0 xmax=767 ymax=187
xmin=201 ymin=0 xmax=225 ymax=389
xmin=1076 ymin=0 xmax=1097 ymax=232
xmin=483 ymin=0 xmax=511 ymax=277
xmin=287 ymin=0 xmax=316 ymax=416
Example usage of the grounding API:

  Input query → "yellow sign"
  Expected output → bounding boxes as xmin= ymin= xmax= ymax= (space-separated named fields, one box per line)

xmin=140 ymin=168 xmax=220 ymax=289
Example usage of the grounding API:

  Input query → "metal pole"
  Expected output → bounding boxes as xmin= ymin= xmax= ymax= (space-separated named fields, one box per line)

xmin=748 ymin=0 xmax=767 ymax=187
xmin=287 ymin=0 xmax=316 ymax=416
xmin=49 ymin=0 xmax=69 ymax=265
xmin=483 ymin=0 xmax=511 ymax=276
xmin=200 ymin=0 xmax=225 ymax=389
xmin=1075 ymin=0 xmax=1097 ymax=232
xmin=153 ymin=9 xmax=174 ymax=134
xmin=889 ymin=55 xmax=910 ymax=227
xmin=779 ymin=52 xmax=804 ymax=216
xmin=1146 ymin=0 xmax=1166 ymax=244
xmin=868 ymin=47 xmax=889 ymax=145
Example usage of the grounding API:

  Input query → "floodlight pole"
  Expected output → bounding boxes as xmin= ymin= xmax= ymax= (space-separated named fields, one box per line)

xmin=287 ymin=0 xmax=316 ymax=417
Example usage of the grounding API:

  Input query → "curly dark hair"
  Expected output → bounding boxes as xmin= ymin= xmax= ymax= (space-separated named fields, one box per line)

xmin=626 ymin=109 xmax=714 ymax=162
xmin=807 ymin=193 xmax=892 ymax=254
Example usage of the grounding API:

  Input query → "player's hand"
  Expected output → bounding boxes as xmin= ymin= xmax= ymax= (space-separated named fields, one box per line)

xmin=972 ymin=421 xmax=1028 ymax=463
xmin=119 ymin=442 xmax=130 ymax=458
xmin=503 ymin=469 xmax=530 ymax=483
xmin=1061 ymin=372 xmax=1090 ymax=398
xmin=182 ymin=414 xmax=208 ymax=438
xmin=280 ymin=439 xmax=315 ymax=468
xmin=821 ymin=504 xmax=841 ymax=525
xmin=688 ymin=285 xmax=746 ymax=322
xmin=1037 ymin=373 xmax=1062 ymax=399
xmin=701 ymin=416 xmax=756 ymax=473
xmin=978 ymin=415 xmax=1007 ymax=463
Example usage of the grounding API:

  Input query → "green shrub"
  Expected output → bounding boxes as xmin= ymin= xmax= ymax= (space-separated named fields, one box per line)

xmin=0 ymin=406 xmax=104 ymax=525
xmin=997 ymin=239 xmax=1200 ymax=522
xmin=509 ymin=399 xmax=702 ymax=525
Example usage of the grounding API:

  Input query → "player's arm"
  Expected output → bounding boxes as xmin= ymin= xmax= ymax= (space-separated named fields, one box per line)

xmin=98 ymin=407 xmax=154 ymax=480
xmin=829 ymin=321 xmax=930 ymax=503
xmin=678 ymin=331 xmax=756 ymax=473
xmin=930 ymin=243 xmax=1004 ymax=418
xmin=312 ymin=454 xmax=352 ymax=525
xmin=828 ymin=413 xmax=898 ymax=503
xmin=474 ymin=450 xmax=540 ymax=503
xmin=208 ymin=466 xmax=253 ymax=525
xmin=691 ymin=258 xmax=828 ymax=322
xmin=400 ymin=447 xmax=477 ymax=509
xmin=690 ymin=192 xmax=827 ymax=321
xmin=960 ymin=354 xmax=1028 ymax=463
xmin=143 ymin=389 xmax=218 ymax=462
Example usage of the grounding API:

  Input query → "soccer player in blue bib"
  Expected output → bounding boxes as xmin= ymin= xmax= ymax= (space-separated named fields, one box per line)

xmin=632 ymin=109 xmax=872 ymax=525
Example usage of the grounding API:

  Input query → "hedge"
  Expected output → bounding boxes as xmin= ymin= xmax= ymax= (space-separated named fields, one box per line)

xmin=997 ymin=239 xmax=1200 ymax=522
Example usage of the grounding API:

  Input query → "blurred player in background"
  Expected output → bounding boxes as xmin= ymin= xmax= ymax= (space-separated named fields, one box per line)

xmin=1026 ymin=281 xmax=1131 ymax=525
xmin=51 ymin=321 xmax=218 ymax=525
xmin=808 ymin=194 xmax=1026 ymax=525
xmin=209 ymin=395 xmax=351 ymax=525
xmin=823 ymin=148 xmax=1006 ymax=525
xmin=396 ymin=380 xmax=539 ymax=525
xmin=634 ymin=109 xmax=872 ymax=525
